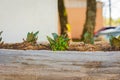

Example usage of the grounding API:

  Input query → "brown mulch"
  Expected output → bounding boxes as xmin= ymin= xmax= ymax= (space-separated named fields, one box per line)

xmin=0 ymin=42 xmax=50 ymax=50
xmin=0 ymin=41 xmax=117 ymax=51
xmin=69 ymin=41 xmax=111 ymax=51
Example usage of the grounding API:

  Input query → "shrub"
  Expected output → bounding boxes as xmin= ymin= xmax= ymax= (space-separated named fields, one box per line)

xmin=0 ymin=31 xmax=3 ymax=42
xmin=24 ymin=31 xmax=39 ymax=43
xmin=47 ymin=33 xmax=70 ymax=51
xmin=109 ymin=35 xmax=120 ymax=49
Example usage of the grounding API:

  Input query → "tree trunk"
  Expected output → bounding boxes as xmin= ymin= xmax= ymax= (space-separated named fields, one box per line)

xmin=58 ymin=0 xmax=68 ymax=36
xmin=81 ymin=0 xmax=97 ymax=44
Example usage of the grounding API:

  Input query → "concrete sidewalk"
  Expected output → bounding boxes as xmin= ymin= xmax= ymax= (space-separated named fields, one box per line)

xmin=0 ymin=49 xmax=120 ymax=80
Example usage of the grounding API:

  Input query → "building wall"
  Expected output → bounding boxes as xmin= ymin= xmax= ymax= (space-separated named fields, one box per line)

xmin=0 ymin=0 xmax=58 ymax=43
xmin=60 ymin=0 xmax=103 ymax=39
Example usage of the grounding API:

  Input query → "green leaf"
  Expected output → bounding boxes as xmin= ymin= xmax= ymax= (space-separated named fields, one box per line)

xmin=52 ymin=33 xmax=58 ymax=40
xmin=83 ymin=32 xmax=94 ymax=44
xmin=0 ymin=31 xmax=3 ymax=36
xmin=47 ymin=36 xmax=55 ymax=44
xmin=109 ymin=35 xmax=114 ymax=46
xmin=27 ymin=32 xmax=30 ymax=38
xmin=34 ymin=31 xmax=39 ymax=37
xmin=111 ymin=37 xmax=120 ymax=48
xmin=47 ymin=33 xmax=69 ymax=51
xmin=0 ymin=31 xmax=3 ymax=42
xmin=118 ymin=35 xmax=120 ymax=40
xmin=109 ymin=35 xmax=120 ymax=48
xmin=26 ymin=31 xmax=39 ymax=43
xmin=0 ymin=37 xmax=2 ymax=42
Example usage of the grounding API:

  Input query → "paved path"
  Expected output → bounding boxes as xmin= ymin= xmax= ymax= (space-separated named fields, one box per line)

xmin=0 ymin=49 xmax=120 ymax=80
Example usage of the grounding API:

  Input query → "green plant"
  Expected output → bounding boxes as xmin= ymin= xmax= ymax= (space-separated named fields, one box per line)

xmin=0 ymin=31 xmax=3 ymax=42
xmin=109 ymin=35 xmax=120 ymax=49
xmin=25 ymin=31 xmax=39 ymax=43
xmin=47 ymin=33 xmax=70 ymax=51
xmin=83 ymin=32 xmax=94 ymax=44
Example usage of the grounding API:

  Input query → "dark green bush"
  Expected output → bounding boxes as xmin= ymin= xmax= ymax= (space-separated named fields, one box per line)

xmin=47 ymin=33 xmax=70 ymax=51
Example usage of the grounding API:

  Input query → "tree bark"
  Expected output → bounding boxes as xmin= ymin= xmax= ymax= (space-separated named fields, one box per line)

xmin=81 ymin=0 xmax=97 ymax=44
xmin=58 ymin=0 xmax=68 ymax=36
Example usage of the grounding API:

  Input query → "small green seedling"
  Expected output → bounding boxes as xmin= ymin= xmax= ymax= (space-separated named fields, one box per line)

xmin=47 ymin=33 xmax=70 ymax=51
xmin=25 ymin=31 xmax=39 ymax=43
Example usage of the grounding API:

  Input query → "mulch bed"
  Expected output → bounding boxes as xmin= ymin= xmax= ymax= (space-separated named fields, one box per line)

xmin=0 ymin=41 xmax=118 ymax=51
xmin=0 ymin=42 xmax=49 ymax=50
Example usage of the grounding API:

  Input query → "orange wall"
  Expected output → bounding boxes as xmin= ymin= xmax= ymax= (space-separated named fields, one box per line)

xmin=67 ymin=8 xmax=85 ymax=39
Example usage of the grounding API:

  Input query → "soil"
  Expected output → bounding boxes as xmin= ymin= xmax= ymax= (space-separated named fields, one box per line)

xmin=0 ymin=42 xmax=50 ymax=50
xmin=0 ymin=41 xmax=117 ymax=51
